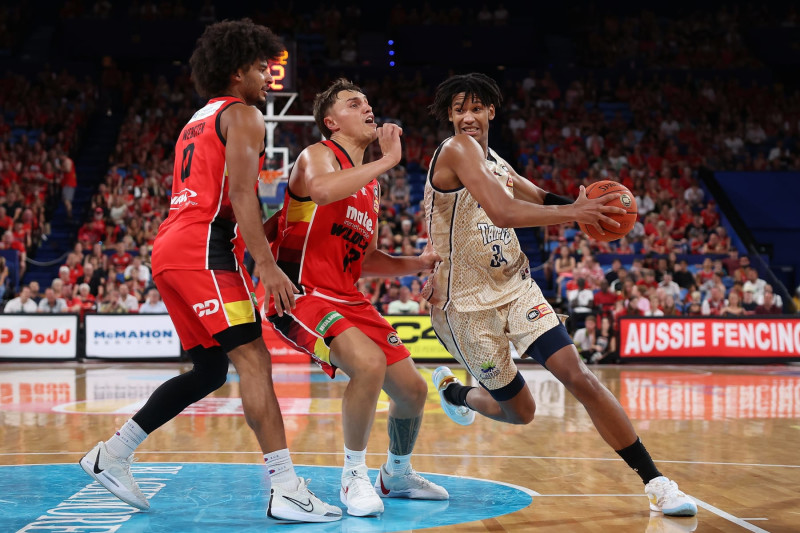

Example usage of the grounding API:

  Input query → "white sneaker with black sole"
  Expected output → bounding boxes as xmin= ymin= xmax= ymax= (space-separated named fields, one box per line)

xmin=79 ymin=441 xmax=149 ymax=510
xmin=267 ymin=477 xmax=342 ymax=522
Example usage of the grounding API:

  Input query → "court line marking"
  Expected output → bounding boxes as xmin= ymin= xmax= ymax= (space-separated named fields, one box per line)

xmin=498 ymin=494 xmax=769 ymax=532
xmin=693 ymin=497 xmax=770 ymax=533
xmin=2 ymin=451 xmax=796 ymax=470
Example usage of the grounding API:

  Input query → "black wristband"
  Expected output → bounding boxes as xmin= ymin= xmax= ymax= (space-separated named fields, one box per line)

xmin=544 ymin=192 xmax=573 ymax=205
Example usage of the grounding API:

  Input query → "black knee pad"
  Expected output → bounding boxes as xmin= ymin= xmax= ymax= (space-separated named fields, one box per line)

xmin=187 ymin=345 xmax=230 ymax=393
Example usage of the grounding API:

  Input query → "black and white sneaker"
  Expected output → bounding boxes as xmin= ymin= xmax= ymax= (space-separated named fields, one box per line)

xmin=268 ymin=477 xmax=342 ymax=522
xmin=79 ymin=441 xmax=149 ymax=510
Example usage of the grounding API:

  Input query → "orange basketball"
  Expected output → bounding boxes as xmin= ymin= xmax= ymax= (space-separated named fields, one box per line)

xmin=577 ymin=180 xmax=638 ymax=242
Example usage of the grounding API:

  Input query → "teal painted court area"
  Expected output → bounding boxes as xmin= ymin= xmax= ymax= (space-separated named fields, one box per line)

xmin=5 ymin=463 xmax=534 ymax=532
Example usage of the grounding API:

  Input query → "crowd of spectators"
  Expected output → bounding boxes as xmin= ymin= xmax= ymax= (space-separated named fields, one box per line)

xmin=2 ymin=2 xmax=799 ymax=332
xmin=571 ymin=5 xmax=767 ymax=70
xmin=0 ymin=68 xmax=97 ymax=293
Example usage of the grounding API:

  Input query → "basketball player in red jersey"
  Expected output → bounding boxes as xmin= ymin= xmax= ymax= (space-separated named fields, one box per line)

xmin=261 ymin=79 xmax=448 ymax=517
xmin=79 ymin=20 xmax=341 ymax=523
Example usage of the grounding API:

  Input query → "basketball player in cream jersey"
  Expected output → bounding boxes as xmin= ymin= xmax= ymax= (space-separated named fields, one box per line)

xmin=426 ymin=73 xmax=697 ymax=518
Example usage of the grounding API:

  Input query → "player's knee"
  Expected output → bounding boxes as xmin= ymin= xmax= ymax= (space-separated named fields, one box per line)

xmin=563 ymin=366 xmax=602 ymax=401
xmin=352 ymin=348 xmax=387 ymax=383
xmin=403 ymin=372 xmax=428 ymax=409
xmin=512 ymin=408 xmax=535 ymax=425
xmin=505 ymin=399 xmax=536 ymax=425
xmin=189 ymin=346 xmax=231 ymax=394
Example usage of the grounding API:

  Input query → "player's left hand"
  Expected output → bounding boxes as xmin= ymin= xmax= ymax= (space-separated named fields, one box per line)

xmin=417 ymin=240 xmax=441 ymax=273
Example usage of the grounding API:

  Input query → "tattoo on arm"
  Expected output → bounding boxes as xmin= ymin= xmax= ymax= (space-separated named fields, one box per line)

xmin=387 ymin=415 xmax=423 ymax=456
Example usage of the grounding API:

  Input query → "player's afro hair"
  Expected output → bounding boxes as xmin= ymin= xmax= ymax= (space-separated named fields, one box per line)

xmin=429 ymin=72 xmax=503 ymax=122
xmin=189 ymin=18 xmax=284 ymax=99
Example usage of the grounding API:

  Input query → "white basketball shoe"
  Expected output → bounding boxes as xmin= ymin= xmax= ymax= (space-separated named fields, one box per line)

xmin=432 ymin=366 xmax=475 ymax=426
xmin=267 ymin=476 xmax=342 ymax=522
xmin=374 ymin=464 xmax=449 ymax=500
xmin=645 ymin=476 xmax=698 ymax=517
xmin=79 ymin=441 xmax=149 ymax=510
xmin=340 ymin=465 xmax=384 ymax=516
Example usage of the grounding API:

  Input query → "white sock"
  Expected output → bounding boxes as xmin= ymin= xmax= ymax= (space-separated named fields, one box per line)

xmin=343 ymin=445 xmax=367 ymax=477
xmin=264 ymin=448 xmax=297 ymax=488
xmin=386 ymin=450 xmax=411 ymax=476
xmin=106 ymin=419 xmax=147 ymax=459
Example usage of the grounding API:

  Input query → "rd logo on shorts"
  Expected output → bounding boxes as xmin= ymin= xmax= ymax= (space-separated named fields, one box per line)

xmin=526 ymin=303 xmax=552 ymax=322
xmin=193 ymin=299 xmax=220 ymax=317
xmin=387 ymin=332 xmax=403 ymax=346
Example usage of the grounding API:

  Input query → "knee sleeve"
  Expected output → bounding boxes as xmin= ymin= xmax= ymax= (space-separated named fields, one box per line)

xmin=132 ymin=345 xmax=229 ymax=433
xmin=187 ymin=345 xmax=230 ymax=394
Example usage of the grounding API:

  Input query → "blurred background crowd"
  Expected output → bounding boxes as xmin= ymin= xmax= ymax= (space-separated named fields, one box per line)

xmin=2 ymin=1 xmax=799 ymax=363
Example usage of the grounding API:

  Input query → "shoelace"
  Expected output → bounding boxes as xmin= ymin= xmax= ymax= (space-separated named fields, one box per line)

xmin=345 ymin=472 xmax=374 ymax=497
xmin=404 ymin=470 xmax=433 ymax=488
xmin=298 ymin=478 xmax=318 ymax=498
xmin=651 ymin=479 xmax=683 ymax=504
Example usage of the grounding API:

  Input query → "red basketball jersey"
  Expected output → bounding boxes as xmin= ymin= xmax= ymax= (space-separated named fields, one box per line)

xmin=271 ymin=140 xmax=379 ymax=302
xmin=152 ymin=97 xmax=265 ymax=276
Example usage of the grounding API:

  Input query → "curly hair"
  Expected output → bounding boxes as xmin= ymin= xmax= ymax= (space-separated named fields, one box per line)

xmin=189 ymin=19 xmax=285 ymax=99
xmin=312 ymin=78 xmax=364 ymax=139
xmin=429 ymin=72 xmax=503 ymax=122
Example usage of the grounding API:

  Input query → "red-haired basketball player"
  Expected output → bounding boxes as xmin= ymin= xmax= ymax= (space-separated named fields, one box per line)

xmin=262 ymin=79 xmax=447 ymax=517
xmin=79 ymin=19 xmax=340 ymax=523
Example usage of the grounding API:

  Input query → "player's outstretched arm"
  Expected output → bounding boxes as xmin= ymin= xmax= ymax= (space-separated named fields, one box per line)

xmin=226 ymin=104 xmax=297 ymax=316
xmin=438 ymin=135 xmax=624 ymax=231
xmin=301 ymin=124 xmax=403 ymax=205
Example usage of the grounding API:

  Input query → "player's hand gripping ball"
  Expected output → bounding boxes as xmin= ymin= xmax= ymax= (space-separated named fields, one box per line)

xmin=578 ymin=180 xmax=638 ymax=242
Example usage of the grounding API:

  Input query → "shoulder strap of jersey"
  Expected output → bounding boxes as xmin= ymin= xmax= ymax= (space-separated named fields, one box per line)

xmin=213 ymin=97 xmax=248 ymax=146
xmin=321 ymin=139 xmax=355 ymax=169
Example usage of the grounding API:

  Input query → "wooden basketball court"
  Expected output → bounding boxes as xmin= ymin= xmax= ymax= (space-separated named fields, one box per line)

xmin=2 ymin=361 xmax=798 ymax=532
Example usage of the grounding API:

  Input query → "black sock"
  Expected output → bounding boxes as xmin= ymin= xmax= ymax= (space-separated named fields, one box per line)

xmin=615 ymin=437 xmax=662 ymax=484
xmin=443 ymin=382 xmax=475 ymax=409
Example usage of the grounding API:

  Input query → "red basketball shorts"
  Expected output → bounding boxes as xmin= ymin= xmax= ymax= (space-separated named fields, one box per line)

xmin=155 ymin=268 xmax=259 ymax=350
xmin=263 ymin=293 xmax=410 ymax=378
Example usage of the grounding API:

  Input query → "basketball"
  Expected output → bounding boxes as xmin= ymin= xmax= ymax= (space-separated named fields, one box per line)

xmin=577 ymin=180 xmax=638 ymax=242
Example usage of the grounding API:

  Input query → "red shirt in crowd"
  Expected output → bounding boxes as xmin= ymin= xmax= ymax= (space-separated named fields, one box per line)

xmin=111 ymin=251 xmax=133 ymax=273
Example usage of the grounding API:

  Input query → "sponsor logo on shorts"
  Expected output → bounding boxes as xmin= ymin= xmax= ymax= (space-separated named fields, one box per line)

xmin=480 ymin=360 xmax=500 ymax=379
xmin=249 ymin=291 xmax=258 ymax=307
xmin=315 ymin=311 xmax=344 ymax=335
xmin=193 ymin=299 xmax=220 ymax=317
xmin=526 ymin=303 xmax=552 ymax=322
xmin=387 ymin=332 xmax=403 ymax=346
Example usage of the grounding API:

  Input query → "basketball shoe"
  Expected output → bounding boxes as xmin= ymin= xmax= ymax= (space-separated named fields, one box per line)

xmin=340 ymin=464 xmax=384 ymax=516
xmin=267 ymin=477 xmax=342 ymax=522
xmin=432 ymin=366 xmax=475 ymax=426
xmin=373 ymin=464 xmax=449 ymax=500
xmin=79 ymin=441 xmax=149 ymax=510
xmin=645 ymin=476 xmax=698 ymax=517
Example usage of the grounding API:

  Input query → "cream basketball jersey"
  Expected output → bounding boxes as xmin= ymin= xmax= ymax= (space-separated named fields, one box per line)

xmin=423 ymin=138 xmax=531 ymax=312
